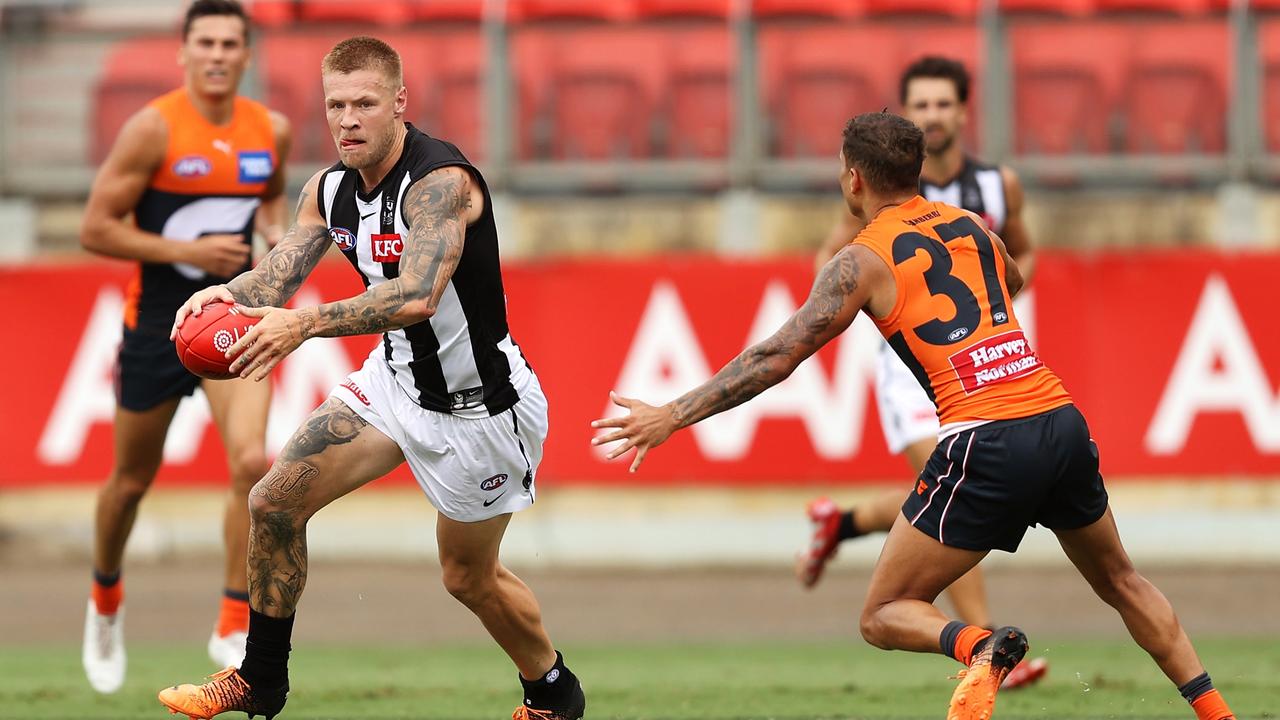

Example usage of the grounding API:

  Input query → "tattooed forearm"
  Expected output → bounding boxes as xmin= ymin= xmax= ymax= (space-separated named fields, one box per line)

xmin=300 ymin=168 xmax=470 ymax=339
xmin=669 ymin=249 xmax=862 ymax=430
xmin=226 ymin=190 xmax=330 ymax=307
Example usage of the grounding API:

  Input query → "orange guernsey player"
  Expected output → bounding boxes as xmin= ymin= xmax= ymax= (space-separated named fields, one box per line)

xmin=592 ymin=112 xmax=1236 ymax=720
xmin=78 ymin=0 xmax=290 ymax=694
xmin=800 ymin=55 xmax=1045 ymax=690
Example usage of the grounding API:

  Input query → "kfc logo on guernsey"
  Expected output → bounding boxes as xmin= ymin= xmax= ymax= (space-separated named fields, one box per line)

xmin=330 ymin=227 xmax=357 ymax=251
xmin=948 ymin=330 xmax=1042 ymax=395
xmin=372 ymin=234 xmax=403 ymax=263
xmin=172 ymin=155 xmax=212 ymax=178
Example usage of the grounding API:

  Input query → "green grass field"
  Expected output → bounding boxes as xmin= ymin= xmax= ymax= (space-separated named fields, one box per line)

xmin=3 ymin=639 xmax=1275 ymax=719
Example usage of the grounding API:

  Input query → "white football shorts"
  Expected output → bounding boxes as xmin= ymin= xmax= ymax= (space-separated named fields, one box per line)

xmin=330 ymin=350 xmax=547 ymax=523
xmin=874 ymin=340 xmax=941 ymax=455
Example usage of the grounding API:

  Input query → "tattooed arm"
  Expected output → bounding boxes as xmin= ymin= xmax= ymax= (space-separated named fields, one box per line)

xmin=169 ymin=169 xmax=330 ymax=339
xmin=591 ymin=244 xmax=887 ymax=471
xmin=295 ymin=165 xmax=477 ymax=338
xmin=226 ymin=168 xmax=331 ymax=307
xmin=225 ymin=165 xmax=480 ymax=381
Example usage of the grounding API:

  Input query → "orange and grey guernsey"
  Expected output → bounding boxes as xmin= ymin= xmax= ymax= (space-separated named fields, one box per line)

xmin=124 ymin=88 xmax=276 ymax=333
xmin=853 ymin=195 xmax=1072 ymax=428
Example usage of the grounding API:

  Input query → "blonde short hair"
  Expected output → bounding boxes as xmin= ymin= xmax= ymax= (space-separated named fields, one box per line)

xmin=322 ymin=36 xmax=403 ymax=88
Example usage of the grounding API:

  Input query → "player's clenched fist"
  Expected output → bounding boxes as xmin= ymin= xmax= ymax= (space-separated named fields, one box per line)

xmin=170 ymin=284 xmax=236 ymax=340
xmin=184 ymin=233 xmax=251 ymax=278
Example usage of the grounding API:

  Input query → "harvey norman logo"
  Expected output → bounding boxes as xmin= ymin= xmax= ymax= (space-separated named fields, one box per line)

xmin=947 ymin=329 xmax=1041 ymax=395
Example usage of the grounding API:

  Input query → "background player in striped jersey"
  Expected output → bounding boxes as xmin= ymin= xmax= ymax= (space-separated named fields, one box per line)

xmin=156 ymin=37 xmax=584 ymax=720
xmin=78 ymin=0 xmax=290 ymax=694
xmin=798 ymin=56 xmax=1045 ymax=688
xmin=593 ymin=112 xmax=1236 ymax=720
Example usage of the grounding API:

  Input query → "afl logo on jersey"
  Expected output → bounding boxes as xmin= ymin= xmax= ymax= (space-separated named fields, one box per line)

xmin=172 ymin=155 xmax=212 ymax=178
xmin=948 ymin=327 xmax=969 ymax=342
xmin=329 ymin=227 xmax=357 ymax=251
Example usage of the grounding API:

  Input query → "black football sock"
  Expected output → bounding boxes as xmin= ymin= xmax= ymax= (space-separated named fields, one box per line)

xmin=237 ymin=609 xmax=294 ymax=689
xmin=520 ymin=651 xmax=577 ymax=710
xmin=1178 ymin=672 xmax=1214 ymax=702
xmin=835 ymin=510 xmax=863 ymax=542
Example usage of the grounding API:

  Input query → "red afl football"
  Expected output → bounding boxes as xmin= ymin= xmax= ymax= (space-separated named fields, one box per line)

xmin=174 ymin=301 xmax=261 ymax=380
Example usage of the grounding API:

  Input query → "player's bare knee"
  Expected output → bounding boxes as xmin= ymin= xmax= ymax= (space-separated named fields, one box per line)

xmin=440 ymin=561 xmax=497 ymax=608
xmin=104 ymin=467 xmax=157 ymax=506
xmin=1095 ymin=564 xmax=1142 ymax=608
xmin=228 ymin=447 xmax=269 ymax=493
xmin=858 ymin=606 xmax=891 ymax=649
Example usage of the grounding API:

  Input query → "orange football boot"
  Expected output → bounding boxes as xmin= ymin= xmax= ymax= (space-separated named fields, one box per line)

xmin=947 ymin=626 xmax=1029 ymax=720
xmin=157 ymin=667 xmax=287 ymax=720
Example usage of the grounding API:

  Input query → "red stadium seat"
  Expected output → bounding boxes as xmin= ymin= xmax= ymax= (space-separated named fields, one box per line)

xmin=998 ymin=0 xmax=1095 ymax=15
xmin=417 ymin=31 xmax=487 ymax=158
xmin=1094 ymin=0 xmax=1213 ymax=14
xmin=510 ymin=0 xmax=636 ymax=21
xmin=411 ymin=0 xmax=486 ymax=21
xmin=1122 ymin=22 xmax=1228 ymax=153
xmin=636 ymin=0 xmax=733 ymax=18
xmin=248 ymin=1 xmax=296 ymax=28
xmin=760 ymin=26 xmax=900 ymax=157
xmin=260 ymin=33 xmax=340 ymax=162
xmin=865 ymin=0 xmax=977 ymax=17
xmin=515 ymin=28 xmax=664 ymax=159
xmin=752 ymin=0 xmax=864 ymax=18
xmin=1258 ymin=21 xmax=1280 ymax=151
xmin=92 ymin=37 xmax=183 ymax=163
xmin=662 ymin=27 xmax=732 ymax=157
xmin=1011 ymin=23 xmax=1121 ymax=153
xmin=296 ymin=0 xmax=413 ymax=24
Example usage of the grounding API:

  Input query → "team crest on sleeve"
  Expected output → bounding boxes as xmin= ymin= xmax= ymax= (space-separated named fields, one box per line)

xmin=237 ymin=150 xmax=274 ymax=183
xmin=330 ymin=227 xmax=357 ymax=251
xmin=172 ymin=155 xmax=212 ymax=178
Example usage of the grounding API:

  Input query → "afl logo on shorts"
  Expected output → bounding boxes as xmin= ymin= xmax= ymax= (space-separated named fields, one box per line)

xmin=330 ymin=227 xmax=357 ymax=251
xmin=480 ymin=474 xmax=508 ymax=492
xmin=173 ymin=155 xmax=212 ymax=178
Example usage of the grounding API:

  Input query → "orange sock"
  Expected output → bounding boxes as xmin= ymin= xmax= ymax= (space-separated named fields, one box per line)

xmin=91 ymin=577 xmax=123 ymax=616
xmin=216 ymin=593 xmax=250 ymax=637
xmin=953 ymin=625 xmax=993 ymax=667
xmin=1190 ymin=690 xmax=1234 ymax=720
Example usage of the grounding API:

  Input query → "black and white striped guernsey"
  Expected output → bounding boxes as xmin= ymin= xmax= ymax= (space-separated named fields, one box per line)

xmin=919 ymin=156 xmax=1007 ymax=235
xmin=317 ymin=124 xmax=532 ymax=419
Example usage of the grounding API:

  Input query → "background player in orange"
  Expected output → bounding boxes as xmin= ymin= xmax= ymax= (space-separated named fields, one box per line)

xmin=78 ymin=0 xmax=290 ymax=694
xmin=593 ymin=113 xmax=1236 ymax=720
xmin=797 ymin=56 xmax=1044 ymax=687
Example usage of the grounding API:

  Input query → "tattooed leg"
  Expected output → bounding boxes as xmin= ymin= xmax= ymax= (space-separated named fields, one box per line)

xmin=245 ymin=398 xmax=395 ymax=617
